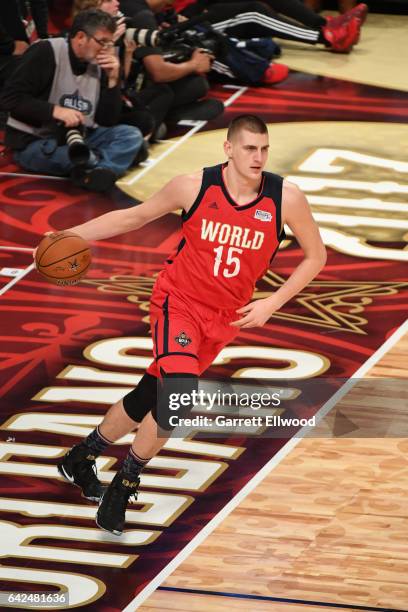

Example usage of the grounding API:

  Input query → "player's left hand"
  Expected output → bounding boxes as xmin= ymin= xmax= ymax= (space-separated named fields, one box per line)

xmin=230 ymin=298 xmax=278 ymax=328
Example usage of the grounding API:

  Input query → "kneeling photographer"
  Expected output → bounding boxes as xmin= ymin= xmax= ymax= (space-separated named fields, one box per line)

xmin=0 ymin=9 xmax=144 ymax=192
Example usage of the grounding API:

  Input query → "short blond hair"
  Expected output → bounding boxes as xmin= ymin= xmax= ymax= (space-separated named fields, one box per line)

xmin=227 ymin=115 xmax=268 ymax=141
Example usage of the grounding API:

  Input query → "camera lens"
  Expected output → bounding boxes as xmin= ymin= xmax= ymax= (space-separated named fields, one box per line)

xmin=66 ymin=128 xmax=90 ymax=166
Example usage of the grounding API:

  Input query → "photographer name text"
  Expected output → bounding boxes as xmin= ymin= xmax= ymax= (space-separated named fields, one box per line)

xmin=168 ymin=415 xmax=316 ymax=428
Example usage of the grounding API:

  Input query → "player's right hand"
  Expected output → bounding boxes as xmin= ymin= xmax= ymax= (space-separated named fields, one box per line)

xmin=52 ymin=105 xmax=84 ymax=127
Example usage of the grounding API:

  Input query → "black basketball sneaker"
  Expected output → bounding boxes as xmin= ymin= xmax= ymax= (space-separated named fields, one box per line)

xmin=57 ymin=444 xmax=106 ymax=501
xmin=96 ymin=471 xmax=140 ymax=536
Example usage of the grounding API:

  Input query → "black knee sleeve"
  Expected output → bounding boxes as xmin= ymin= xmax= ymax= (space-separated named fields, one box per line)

xmin=122 ymin=372 xmax=158 ymax=423
xmin=152 ymin=371 xmax=199 ymax=432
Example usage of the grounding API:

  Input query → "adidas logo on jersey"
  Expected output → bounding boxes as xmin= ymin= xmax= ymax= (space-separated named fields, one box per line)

xmin=209 ymin=202 xmax=219 ymax=209
xmin=254 ymin=209 xmax=272 ymax=222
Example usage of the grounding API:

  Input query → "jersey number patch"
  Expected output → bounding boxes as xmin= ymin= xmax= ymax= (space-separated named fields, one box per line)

xmin=213 ymin=246 xmax=243 ymax=278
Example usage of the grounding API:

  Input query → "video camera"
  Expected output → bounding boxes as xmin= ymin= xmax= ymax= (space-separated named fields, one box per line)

xmin=124 ymin=12 xmax=227 ymax=63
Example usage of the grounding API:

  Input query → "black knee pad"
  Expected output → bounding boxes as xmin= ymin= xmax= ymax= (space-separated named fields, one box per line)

xmin=152 ymin=371 xmax=199 ymax=432
xmin=122 ymin=372 xmax=158 ymax=423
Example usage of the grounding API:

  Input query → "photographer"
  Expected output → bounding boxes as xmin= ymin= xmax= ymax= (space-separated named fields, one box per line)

xmin=119 ymin=0 xmax=223 ymax=121
xmin=123 ymin=11 xmax=289 ymax=87
xmin=0 ymin=9 xmax=143 ymax=192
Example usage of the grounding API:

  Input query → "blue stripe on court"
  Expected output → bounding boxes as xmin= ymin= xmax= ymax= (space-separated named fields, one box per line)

xmin=157 ymin=586 xmax=404 ymax=612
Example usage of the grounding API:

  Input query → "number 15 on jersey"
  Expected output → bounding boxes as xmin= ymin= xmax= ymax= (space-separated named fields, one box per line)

xmin=213 ymin=246 xmax=243 ymax=278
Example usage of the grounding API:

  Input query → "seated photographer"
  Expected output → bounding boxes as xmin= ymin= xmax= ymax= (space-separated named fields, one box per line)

xmin=121 ymin=38 xmax=175 ymax=141
xmin=0 ymin=9 xmax=143 ymax=192
xmin=73 ymin=0 xmax=173 ymax=145
xmin=123 ymin=7 xmax=289 ymax=87
xmin=133 ymin=45 xmax=222 ymax=122
xmin=119 ymin=0 xmax=224 ymax=121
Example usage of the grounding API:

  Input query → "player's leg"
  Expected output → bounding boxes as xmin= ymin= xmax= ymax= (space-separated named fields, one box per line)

xmin=96 ymin=368 xmax=199 ymax=535
xmin=96 ymin=290 xmax=201 ymax=535
xmin=57 ymin=371 xmax=158 ymax=501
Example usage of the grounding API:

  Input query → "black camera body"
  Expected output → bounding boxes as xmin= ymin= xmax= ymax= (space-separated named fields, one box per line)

xmin=124 ymin=13 xmax=226 ymax=64
xmin=161 ymin=27 xmax=226 ymax=63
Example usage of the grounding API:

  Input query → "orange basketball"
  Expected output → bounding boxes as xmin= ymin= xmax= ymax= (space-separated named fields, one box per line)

xmin=35 ymin=232 xmax=92 ymax=285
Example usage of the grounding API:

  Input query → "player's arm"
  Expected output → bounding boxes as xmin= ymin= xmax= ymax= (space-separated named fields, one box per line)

xmin=66 ymin=174 xmax=199 ymax=241
xmin=232 ymin=181 xmax=326 ymax=328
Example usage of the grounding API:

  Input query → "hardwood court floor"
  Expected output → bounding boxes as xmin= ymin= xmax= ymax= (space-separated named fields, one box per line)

xmin=140 ymin=332 xmax=408 ymax=612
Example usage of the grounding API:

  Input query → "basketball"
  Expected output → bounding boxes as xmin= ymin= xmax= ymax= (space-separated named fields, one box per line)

xmin=35 ymin=232 xmax=92 ymax=285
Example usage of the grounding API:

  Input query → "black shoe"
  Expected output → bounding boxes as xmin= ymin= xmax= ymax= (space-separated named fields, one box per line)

xmin=57 ymin=444 xmax=106 ymax=502
xmin=132 ymin=140 xmax=149 ymax=166
xmin=96 ymin=471 xmax=140 ymax=536
xmin=150 ymin=122 xmax=167 ymax=143
xmin=70 ymin=166 xmax=117 ymax=192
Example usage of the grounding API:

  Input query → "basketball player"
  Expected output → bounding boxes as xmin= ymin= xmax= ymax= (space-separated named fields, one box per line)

xmin=54 ymin=114 xmax=326 ymax=535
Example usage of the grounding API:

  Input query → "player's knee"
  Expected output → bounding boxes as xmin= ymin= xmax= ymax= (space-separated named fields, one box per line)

xmin=122 ymin=372 xmax=158 ymax=423
xmin=152 ymin=371 xmax=198 ymax=431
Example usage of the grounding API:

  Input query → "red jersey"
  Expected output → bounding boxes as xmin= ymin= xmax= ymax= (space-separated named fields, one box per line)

xmin=160 ymin=163 xmax=285 ymax=310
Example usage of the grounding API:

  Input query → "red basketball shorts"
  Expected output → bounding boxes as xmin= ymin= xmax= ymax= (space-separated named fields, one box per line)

xmin=146 ymin=275 xmax=239 ymax=378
